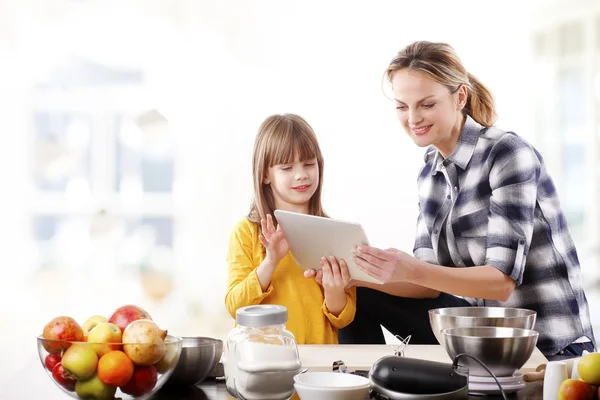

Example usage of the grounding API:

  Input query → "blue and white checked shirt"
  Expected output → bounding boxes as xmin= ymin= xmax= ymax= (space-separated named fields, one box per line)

xmin=414 ymin=115 xmax=595 ymax=356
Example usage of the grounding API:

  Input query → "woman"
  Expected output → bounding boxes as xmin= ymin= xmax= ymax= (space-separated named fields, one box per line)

xmin=309 ymin=41 xmax=595 ymax=359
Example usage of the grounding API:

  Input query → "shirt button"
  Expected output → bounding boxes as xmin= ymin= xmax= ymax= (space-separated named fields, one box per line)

xmin=447 ymin=195 xmax=451 ymax=199
xmin=519 ymin=239 xmax=525 ymax=245
xmin=454 ymin=186 xmax=458 ymax=191
xmin=433 ymin=229 xmax=439 ymax=234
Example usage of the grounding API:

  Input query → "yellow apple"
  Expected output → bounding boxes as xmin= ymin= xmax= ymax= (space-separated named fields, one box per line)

xmin=87 ymin=322 xmax=122 ymax=357
xmin=82 ymin=315 xmax=108 ymax=340
xmin=578 ymin=353 xmax=600 ymax=385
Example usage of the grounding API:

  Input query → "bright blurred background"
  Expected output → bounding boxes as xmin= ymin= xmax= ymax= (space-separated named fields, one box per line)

xmin=0 ymin=0 xmax=599 ymax=385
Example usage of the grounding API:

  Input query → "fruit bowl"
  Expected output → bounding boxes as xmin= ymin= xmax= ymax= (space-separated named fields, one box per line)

xmin=37 ymin=334 xmax=183 ymax=400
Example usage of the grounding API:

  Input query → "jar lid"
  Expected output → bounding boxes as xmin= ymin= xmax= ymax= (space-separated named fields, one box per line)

xmin=236 ymin=305 xmax=288 ymax=326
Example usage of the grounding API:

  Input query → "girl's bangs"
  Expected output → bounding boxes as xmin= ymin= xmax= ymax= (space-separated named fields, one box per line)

xmin=268 ymin=125 xmax=319 ymax=166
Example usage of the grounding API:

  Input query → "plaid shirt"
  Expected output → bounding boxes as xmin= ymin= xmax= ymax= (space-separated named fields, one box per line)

xmin=414 ymin=115 xmax=595 ymax=355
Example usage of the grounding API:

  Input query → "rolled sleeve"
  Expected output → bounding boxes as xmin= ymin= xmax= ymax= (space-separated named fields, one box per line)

xmin=484 ymin=137 xmax=540 ymax=285
xmin=413 ymin=208 xmax=438 ymax=265
xmin=321 ymin=287 xmax=357 ymax=329
xmin=225 ymin=219 xmax=274 ymax=319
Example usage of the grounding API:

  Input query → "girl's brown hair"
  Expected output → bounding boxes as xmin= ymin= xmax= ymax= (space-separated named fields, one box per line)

xmin=385 ymin=41 xmax=497 ymax=127
xmin=248 ymin=114 xmax=326 ymax=227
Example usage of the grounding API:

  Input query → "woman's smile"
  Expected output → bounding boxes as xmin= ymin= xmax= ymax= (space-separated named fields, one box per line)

xmin=412 ymin=125 xmax=432 ymax=136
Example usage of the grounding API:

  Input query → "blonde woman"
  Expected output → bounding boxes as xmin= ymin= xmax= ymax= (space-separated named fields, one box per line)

xmin=309 ymin=41 xmax=595 ymax=359
xmin=225 ymin=113 xmax=356 ymax=344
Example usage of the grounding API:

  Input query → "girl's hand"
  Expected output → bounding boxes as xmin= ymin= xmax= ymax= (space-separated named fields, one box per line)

xmin=304 ymin=268 xmax=323 ymax=286
xmin=259 ymin=214 xmax=289 ymax=264
xmin=321 ymin=256 xmax=351 ymax=293
xmin=305 ymin=262 xmax=358 ymax=289
xmin=352 ymin=246 xmax=413 ymax=283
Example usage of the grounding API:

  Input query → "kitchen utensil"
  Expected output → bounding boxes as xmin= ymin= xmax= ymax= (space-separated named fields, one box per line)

xmin=542 ymin=361 xmax=567 ymax=400
xmin=164 ymin=337 xmax=223 ymax=387
xmin=37 ymin=334 xmax=183 ymax=400
xmin=223 ymin=305 xmax=301 ymax=400
xmin=293 ymin=371 xmax=369 ymax=400
xmin=441 ymin=326 xmax=538 ymax=377
xmin=429 ymin=307 xmax=536 ymax=346
xmin=368 ymin=355 xmax=469 ymax=399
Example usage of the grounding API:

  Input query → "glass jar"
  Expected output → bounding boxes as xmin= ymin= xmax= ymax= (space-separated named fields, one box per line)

xmin=223 ymin=305 xmax=302 ymax=400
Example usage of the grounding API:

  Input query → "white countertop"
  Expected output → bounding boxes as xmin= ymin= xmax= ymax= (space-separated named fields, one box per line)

xmin=298 ymin=344 xmax=548 ymax=372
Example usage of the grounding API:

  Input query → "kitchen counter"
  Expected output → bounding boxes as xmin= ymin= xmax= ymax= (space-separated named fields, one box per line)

xmin=0 ymin=344 xmax=547 ymax=399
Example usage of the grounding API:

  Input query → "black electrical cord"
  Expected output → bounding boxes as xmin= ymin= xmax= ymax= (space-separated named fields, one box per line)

xmin=451 ymin=353 xmax=508 ymax=400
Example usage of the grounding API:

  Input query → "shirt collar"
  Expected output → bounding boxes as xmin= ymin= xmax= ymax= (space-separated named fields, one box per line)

xmin=425 ymin=115 xmax=484 ymax=175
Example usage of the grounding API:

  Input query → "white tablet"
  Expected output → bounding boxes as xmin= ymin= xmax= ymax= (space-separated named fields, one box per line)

xmin=274 ymin=209 xmax=383 ymax=285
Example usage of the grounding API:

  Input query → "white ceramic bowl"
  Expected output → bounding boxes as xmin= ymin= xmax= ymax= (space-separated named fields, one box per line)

xmin=293 ymin=372 xmax=369 ymax=400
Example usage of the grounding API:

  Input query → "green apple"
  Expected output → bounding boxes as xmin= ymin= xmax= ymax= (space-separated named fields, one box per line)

xmin=87 ymin=322 xmax=122 ymax=357
xmin=75 ymin=374 xmax=117 ymax=400
xmin=62 ymin=343 xmax=98 ymax=380
xmin=82 ymin=315 xmax=108 ymax=340
xmin=155 ymin=339 xmax=179 ymax=373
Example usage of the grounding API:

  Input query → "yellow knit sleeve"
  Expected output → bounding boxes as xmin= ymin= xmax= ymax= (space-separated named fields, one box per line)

xmin=224 ymin=218 xmax=274 ymax=319
xmin=321 ymin=287 xmax=357 ymax=329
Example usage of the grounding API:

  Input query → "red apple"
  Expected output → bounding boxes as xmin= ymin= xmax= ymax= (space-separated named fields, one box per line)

xmin=45 ymin=354 xmax=61 ymax=371
xmin=51 ymin=362 xmax=76 ymax=391
xmin=42 ymin=316 xmax=84 ymax=354
xmin=108 ymin=305 xmax=152 ymax=333
xmin=120 ymin=365 xmax=158 ymax=396
xmin=558 ymin=378 xmax=595 ymax=400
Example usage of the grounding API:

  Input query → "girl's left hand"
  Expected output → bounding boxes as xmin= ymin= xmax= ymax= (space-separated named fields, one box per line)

xmin=352 ymin=246 xmax=413 ymax=283
xmin=321 ymin=256 xmax=351 ymax=292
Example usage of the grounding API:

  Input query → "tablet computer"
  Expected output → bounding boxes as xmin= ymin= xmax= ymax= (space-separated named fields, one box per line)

xmin=274 ymin=209 xmax=383 ymax=284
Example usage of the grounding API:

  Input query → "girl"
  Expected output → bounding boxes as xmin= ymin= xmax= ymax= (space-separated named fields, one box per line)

xmin=225 ymin=113 xmax=356 ymax=344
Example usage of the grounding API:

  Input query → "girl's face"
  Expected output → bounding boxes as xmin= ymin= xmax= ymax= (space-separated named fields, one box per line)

xmin=391 ymin=69 xmax=467 ymax=158
xmin=264 ymin=154 xmax=319 ymax=214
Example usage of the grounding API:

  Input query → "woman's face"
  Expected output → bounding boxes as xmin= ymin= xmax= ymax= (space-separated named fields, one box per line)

xmin=391 ymin=69 xmax=467 ymax=157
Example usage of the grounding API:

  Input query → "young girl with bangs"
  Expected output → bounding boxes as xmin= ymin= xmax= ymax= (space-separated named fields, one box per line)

xmin=224 ymin=113 xmax=356 ymax=344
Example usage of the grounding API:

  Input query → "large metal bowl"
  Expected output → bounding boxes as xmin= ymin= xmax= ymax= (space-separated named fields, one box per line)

xmin=164 ymin=336 xmax=223 ymax=387
xmin=442 ymin=327 xmax=539 ymax=377
xmin=429 ymin=307 xmax=536 ymax=345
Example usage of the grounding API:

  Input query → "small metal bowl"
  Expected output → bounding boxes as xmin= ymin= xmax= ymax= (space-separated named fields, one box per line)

xmin=164 ymin=336 xmax=223 ymax=387
xmin=442 ymin=326 xmax=539 ymax=377
xmin=429 ymin=307 xmax=536 ymax=346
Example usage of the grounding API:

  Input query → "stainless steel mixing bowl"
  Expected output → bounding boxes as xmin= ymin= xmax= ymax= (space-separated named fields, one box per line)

xmin=429 ymin=307 xmax=536 ymax=345
xmin=441 ymin=326 xmax=539 ymax=377
xmin=165 ymin=336 xmax=223 ymax=386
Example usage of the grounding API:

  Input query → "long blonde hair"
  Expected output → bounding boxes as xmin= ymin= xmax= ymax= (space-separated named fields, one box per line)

xmin=248 ymin=114 xmax=327 ymax=227
xmin=385 ymin=41 xmax=497 ymax=127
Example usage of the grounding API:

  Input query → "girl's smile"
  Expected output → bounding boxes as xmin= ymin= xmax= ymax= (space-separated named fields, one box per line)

xmin=292 ymin=184 xmax=311 ymax=192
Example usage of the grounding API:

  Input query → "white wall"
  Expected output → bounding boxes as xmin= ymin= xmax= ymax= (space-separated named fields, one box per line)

xmin=2 ymin=0 xmax=596 ymax=385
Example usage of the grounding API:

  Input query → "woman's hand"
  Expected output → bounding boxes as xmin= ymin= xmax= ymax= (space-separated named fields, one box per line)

xmin=352 ymin=246 xmax=414 ymax=283
xmin=259 ymin=214 xmax=289 ymax=264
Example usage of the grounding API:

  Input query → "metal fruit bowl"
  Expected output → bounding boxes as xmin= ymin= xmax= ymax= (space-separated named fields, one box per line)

xmin=429 ymin=307 xmax=536 ymax=346
xmin=441 ymin=326 xmax=539 ymax=377
xmin=164 ymin=336 xmax=223 ymax=387
xmin=37 ymin=334 xmax=183 ymax=400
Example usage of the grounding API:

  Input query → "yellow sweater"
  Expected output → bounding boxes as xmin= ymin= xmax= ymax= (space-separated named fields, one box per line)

xmin=225 ymin=217 xmax=356 ymax=344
